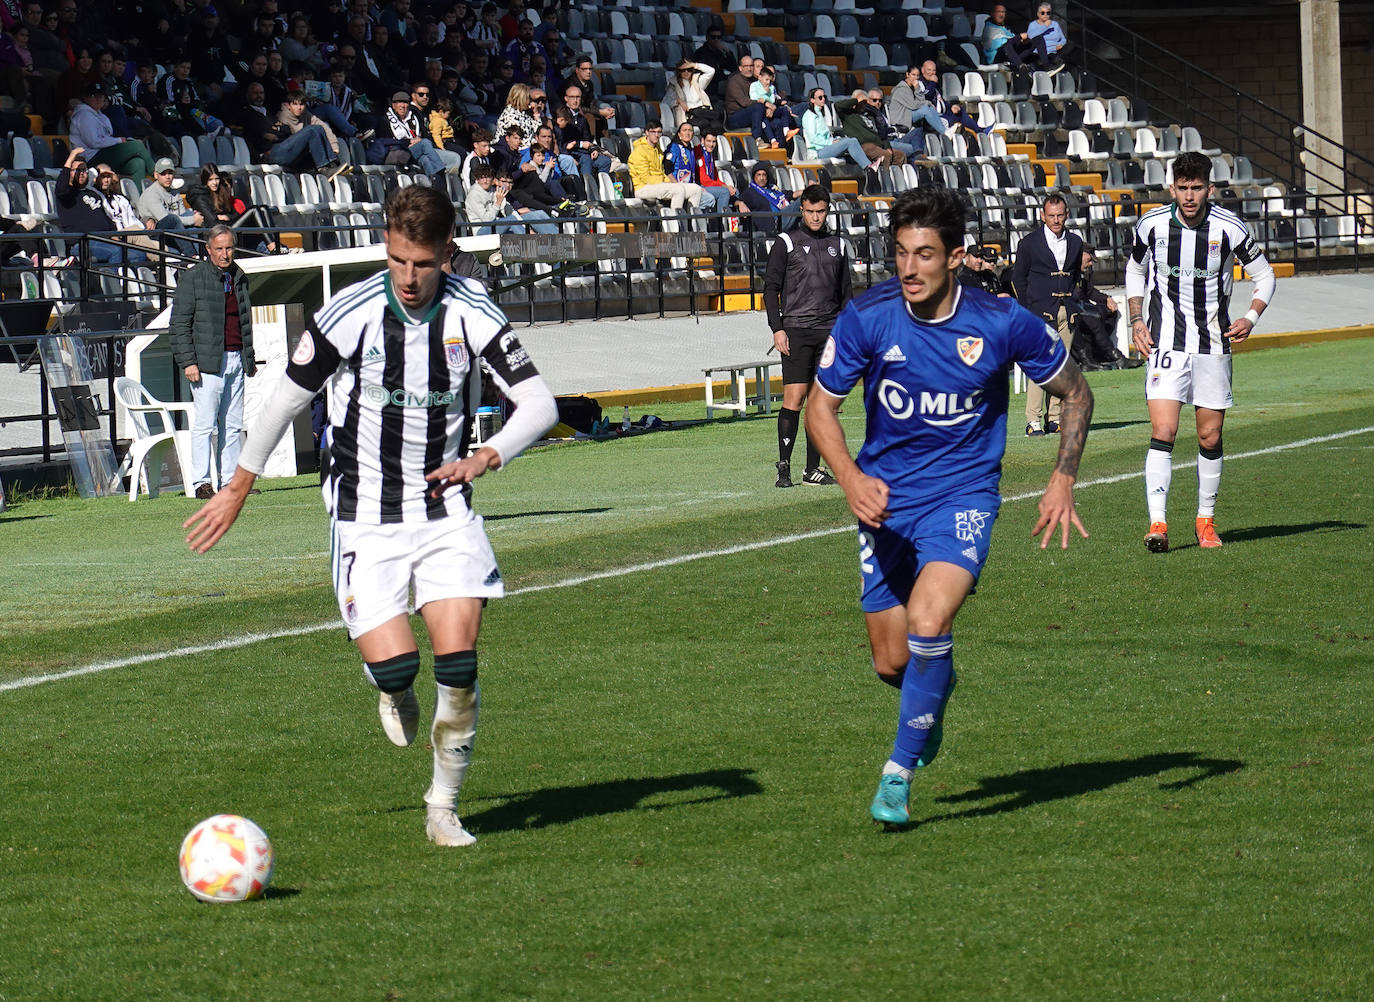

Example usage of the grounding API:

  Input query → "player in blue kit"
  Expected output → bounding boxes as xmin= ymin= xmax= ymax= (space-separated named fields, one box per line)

xmin=805 ymin=188 xmax=1094 ymax=826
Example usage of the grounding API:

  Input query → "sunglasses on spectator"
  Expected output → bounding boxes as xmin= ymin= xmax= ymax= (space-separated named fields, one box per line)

xmin=531 ymin=97 xmax=546 ymax=103
xmin=414 ymin=90 xmax=430 ymax=96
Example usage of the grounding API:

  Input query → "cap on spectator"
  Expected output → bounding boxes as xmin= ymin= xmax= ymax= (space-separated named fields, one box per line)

xmin=391 ymin=90 xmax=411 ymax=102
xmin=154 ymin=157 xmax=176 ymax=174
xmin=84 ymin=82 xmax=106 ymax=97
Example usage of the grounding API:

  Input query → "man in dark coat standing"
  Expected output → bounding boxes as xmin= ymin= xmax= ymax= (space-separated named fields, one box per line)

xmin=169 ymin=225 xmax=257 ymax=499
xmin=1011 ymin=193 xmax=1082 ymax=436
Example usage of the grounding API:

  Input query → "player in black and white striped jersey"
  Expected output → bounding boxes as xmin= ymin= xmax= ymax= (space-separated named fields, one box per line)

xmin=185 ymin=186 xmax=558 ymax=848
xmin=1125 ymin=151 xmax=1277 ymax=553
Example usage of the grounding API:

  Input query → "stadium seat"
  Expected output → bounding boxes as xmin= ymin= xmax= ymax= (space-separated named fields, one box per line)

xmin=113 ymin=376 xmax=195 ymax=501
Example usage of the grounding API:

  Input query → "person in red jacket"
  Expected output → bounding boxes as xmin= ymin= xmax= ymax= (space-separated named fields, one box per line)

xmin=692 ymin=131 xmax=745 ymax=216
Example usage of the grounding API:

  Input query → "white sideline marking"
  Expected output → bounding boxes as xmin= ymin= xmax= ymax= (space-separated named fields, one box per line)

xmin=5 ymin=424 xmax=1372 ymax=694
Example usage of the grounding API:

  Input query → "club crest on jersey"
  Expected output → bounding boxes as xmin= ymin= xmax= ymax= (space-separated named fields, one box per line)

xmin=444 ymin=338 xmax=467 ymax=367
xmin=827 ymin=245 xmax=837 ymax=257
xmin=956 ymin=336 xmax=983 ymax=366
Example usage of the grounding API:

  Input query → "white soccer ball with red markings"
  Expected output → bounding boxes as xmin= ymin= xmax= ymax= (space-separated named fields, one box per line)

xmin=178 ymin=814 xmax=275 ymax=903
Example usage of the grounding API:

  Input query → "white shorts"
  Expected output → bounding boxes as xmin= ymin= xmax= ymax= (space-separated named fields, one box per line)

xmin=1144 ymin=350 xmax=1234 ymax=410
xmin=330 ymin=515 xmax=505 ymax=639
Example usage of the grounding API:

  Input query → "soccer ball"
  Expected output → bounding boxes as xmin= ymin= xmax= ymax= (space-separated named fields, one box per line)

xmin=178 ymin=814 xmax=275 ymax=903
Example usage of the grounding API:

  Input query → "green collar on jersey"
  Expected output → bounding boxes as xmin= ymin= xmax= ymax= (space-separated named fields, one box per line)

xmin=1170 ymin=201 xmax=1212 ymax=230
xmin=383 ymin=273 xmax=445 ymax=325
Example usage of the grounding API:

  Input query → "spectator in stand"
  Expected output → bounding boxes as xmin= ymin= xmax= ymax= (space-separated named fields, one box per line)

xmin=323 ymin=59 xmax=360 ymax=126
xmin=692 ymin=25 xmax=734 ymax=101
xmin=0 ymin=23 xmax=57 ymax=125
xmin=740 ymin=163 xmax=803 ymax=235
xmin=492 ymin=124 xmax=524 ymax=176
xmin=55 ymin=148 xmax=147 ymax=266
xmin=239 ymin=10 xmax=282 ymax=69
xmin=460 ymin=127 xmax=496 ymax=186
xmin=800 ymin=88 xmax=876 ymax=170
xmin=1001 ymin=2 xmax=1057 ymax=71
xmin=749 ymin=64 xmax=795 ymax=149
xmin=502 ymin=17 xmax=544 ymax=84
xmin=524 ymin=121 xmax=581 ymax=197
xmin=838 ymin=90 xmax=907 ymax=167
xmin=379 ymin=0 xmax=416 ymax=46
xmin=553 ymin=101 xmax=611 ymax=177
xmin=93 ymin=163 xmax=177 ymax=264
xmin=281 ymin=16 xmax=325 ymax=75
xmin=915 ymin=59 xmax=986 ymax=136
xmin=723 ymin=53 xmax=759 ymax=134
xmin=69 ymin=84 xmax=157 ymax=179
xmin=1025 ymin=3 xmax=1070 ymax=71
xmin=429 ymin=96 xmax=463 ymax=154
xmin=237 ymin=81 xmax=345 ymax=173
xmin=693 ymin=132 xmax=746 ymax=215
xmin=468 ymin=2 xmax=501 ymax=57
xmin=340 ymin=20 xmax=387 ymax=101
xmin=627 ymin=120 xmax=702 ymax=211
xmin=241 ymin=51 xmax=288 ymax=115
xmin=540 ymin=27 xmax=571 ymax=83
xmin=188 ymin=7 xmax=233 ymax=88
xmin=664 ymin=122 xmax=716 ymax=209
xmin=664 ymin=59 xmax=718 ymax=134
xmin=981 ymin=4 xmax=1015 ymax=66
xmin=135 ymin=157 xmax=198 ymax=257
xmin=278 ymin=90 xmax=349 ymax=166
xmin=20 ymin=1 xmax=65 ymax=87
xmin=497 ymin=0 xmax=525 ymax=43
xmin=367 ymin=24 xmax=408 ymax=90
xmin=494 ymin=81 xmax=540 ymax=146
xmin=465 ymin=164 xmax=559 ymax=235
xmin=57 ymin=45 xmax=101 ymax=111
xmin=489 ymin=56 xmax=515 ymax=108
xmin=866 ymin=88 xmax=922 ymax=157
xmin=368 ymin=90 xmax=456 ymax=174
xmin=157 ymin=59 xmax=224 ymax=140
xmin=526 ymin=53 xmax=559 ymax=105
xmin=512 ymin=143 xmax=584 ymax=217
xmin=559 ymin=55 xmax=613 ymax=138
xmin=887 ymin=65 xmax=948 ymax=147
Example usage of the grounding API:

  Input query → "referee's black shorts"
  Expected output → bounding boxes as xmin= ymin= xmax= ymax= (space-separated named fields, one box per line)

xmin=781 ymin=326 xmax=831 ymax=385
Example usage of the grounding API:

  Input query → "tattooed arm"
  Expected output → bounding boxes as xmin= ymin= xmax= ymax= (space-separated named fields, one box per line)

xmin=1030 ymin=359 xmax=1093 ymax=549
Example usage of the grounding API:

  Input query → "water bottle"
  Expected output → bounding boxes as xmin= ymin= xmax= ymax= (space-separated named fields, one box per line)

xmin=613 ymin=179 xmax=624 ymax=199
xmin=622 ymin=405 xmax=630 ymax=432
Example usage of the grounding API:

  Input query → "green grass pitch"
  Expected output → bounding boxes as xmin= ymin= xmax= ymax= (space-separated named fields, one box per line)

xmin=2 ymin=339 xmax=1372 ymax=1001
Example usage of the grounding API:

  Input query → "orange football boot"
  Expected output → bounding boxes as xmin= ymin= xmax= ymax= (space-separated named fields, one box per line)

xmin=1196 ymin=517 xmax=1222 ymax=548
xmin=1144 ymin=521 xmax=1169 ymax=553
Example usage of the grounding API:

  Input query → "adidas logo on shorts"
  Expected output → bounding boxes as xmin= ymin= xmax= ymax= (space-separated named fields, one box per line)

xmin=483 ymin=567 xmax=501 ymax=586
xmin=962 ymin=546 xmax=978 ymax=563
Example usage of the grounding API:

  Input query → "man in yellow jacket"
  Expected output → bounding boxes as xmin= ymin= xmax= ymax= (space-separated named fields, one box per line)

xmin=627 ymin=120 xmax=704 ymax=210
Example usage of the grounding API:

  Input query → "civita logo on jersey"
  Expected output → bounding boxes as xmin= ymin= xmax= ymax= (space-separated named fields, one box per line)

xmin=361 ymin=384 xmax=456 ymax=407
xmin=878 ymin=379 xmax=983 ymax=426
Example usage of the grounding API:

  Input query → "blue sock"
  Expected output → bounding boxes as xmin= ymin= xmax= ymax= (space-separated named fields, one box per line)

xmin=890 ymin=634 xmax=955 ymax=770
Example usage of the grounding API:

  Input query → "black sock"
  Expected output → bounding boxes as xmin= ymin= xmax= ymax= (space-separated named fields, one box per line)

xmin=777 ymin=407 xmax=799 ymax=464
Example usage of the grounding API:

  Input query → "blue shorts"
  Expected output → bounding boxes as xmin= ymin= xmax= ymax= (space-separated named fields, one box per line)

xmin=857 ymin=491 xmax=1001 ymax=613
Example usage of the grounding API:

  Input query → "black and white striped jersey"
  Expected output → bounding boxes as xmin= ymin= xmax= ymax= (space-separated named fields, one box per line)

xmin=1125 ymin=203 xmax=1275 ymax=355
xmin=285 ymin=271 xmax=540 ymax=524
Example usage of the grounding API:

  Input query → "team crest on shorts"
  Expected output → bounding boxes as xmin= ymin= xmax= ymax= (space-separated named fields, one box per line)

xmin=955 ymin=508 xmax=991 ymax=542
xmin=344 ymin=594 xmax=358 ymax=624
xmin=956 ymin=336 xmax=984 ymax=366
xmin=444 ymin=338 xmax=467 ymax=367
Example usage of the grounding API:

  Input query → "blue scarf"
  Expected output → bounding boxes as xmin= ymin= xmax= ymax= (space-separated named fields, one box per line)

xmin=749 ymin=181 xmax=786 ymax=211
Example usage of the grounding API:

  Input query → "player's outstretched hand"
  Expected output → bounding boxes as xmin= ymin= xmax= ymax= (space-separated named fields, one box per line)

xmin=426 ymin=446 xmax=502 ymax=498
xmin=1224 ymin=317 xmax=1253 ymax=343
xmin=839 ymin=470 xmax=890 ymax=528
xmin=184 ymin=473 xmax=256 ymax=554
xmin=1031 ymin=473 xmax=1088 ymax=550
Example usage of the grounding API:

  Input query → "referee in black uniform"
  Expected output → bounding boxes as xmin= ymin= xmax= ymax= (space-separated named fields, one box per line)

xmin=763 ymin=183 xmax=851 ymax=487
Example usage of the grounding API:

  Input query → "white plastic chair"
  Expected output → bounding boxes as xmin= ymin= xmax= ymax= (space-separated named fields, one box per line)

xmin=114 ymin=376 xmax=195 ymax=501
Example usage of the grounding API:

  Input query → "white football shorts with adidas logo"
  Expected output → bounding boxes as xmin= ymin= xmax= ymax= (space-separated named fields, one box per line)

xmin=1144 ymin=349 xmax=1234 ymax=410
xmin=330 ymin=516 xmax=505 ymax=639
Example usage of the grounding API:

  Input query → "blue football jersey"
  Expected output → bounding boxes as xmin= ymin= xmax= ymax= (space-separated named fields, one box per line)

xmin=816 ymin=280 xmax=1067 ymax=510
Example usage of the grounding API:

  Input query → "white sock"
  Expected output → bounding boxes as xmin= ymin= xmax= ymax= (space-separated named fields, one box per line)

xmin=1145 ymin=447 xmax=1173 ymax=523
xmin=1197 ymin=452 xmax=1223 ymax=518
xmin=424 ymin=682 xmax=479 ymax=811
xmin=882 ymin=760 xmax=914 ymax=782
